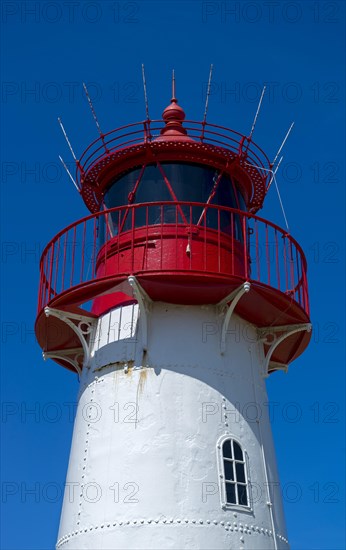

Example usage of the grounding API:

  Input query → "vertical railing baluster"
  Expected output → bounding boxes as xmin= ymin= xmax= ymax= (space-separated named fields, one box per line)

xmin=231 ymin=212 xmax=234 ymax=275
xmin=275 ymin=229 xmax=280 ymax=290
xmin=190 ymin=205 xmax=193 ymax=270
xmin=92 ymin=217 xmax=96 ymax=279
xmin=61 ymin=233 xmax=67 ymax=291
xmin=104 ymin=213 xmax=108 ymax=276
xmin=283 ymin=235 xmax=288 ymax=293
xmin=255 ymin=218 xmax=260 ymax=281
xmin=38 ymin=262 xmax=42 ymax=311
xmin=203 ymin=206 xmax=207 ymax=272
xmin=131 ymin=206 xmax=135 ymax=273
xmin=217 ymin=207 xmax=221 ymax=273
xmin=266 ymin=224 xmax=270 ymax=286
xmin=303 ymin=261 xmax=309 ymax=315
xmin=48 ymin=242 xmax=55 ymax=301
xmin=80 ymin=222 xmax=86 ymax=283
xmin=146 ymin=206 xmax=149 ymax=271
xmin=116 ymin=210 xmax=120 ymax=275
xmin=54 ymin=237 xmax=60 ymax=297
xmin=175 ymin=204 xmax=178 ymax=270
xmin=290 ymin=240 xmax=295 ymax=296
xmin=44 ymin=250 xmax=49 ymax=307
xmin=70 ymin=225 xmax=76 ymax=287
xmin=243 ymin=216 xmax=248 ymax=279
xmin=160 ymin=204 xmax=163 ymax=270
xmin=296 ymin=246 xmax=301 ymax=306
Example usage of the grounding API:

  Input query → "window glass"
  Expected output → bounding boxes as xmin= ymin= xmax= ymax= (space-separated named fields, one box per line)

xmin=101 ymin=163 xmax=246 ymax=241
xmin=237 ymin=484 xmax=248 ymax=506
xmin=222 ymin=440 xmax=233 ymax=460
xmin=224 ymin=460 xmax=234 ymax=481
xmin=225 ymin=482 xmax=236 ymax=504
xmin=235 ymin=462 xmax=246 ymax=483
xmin=104 ymin=163 xmax=245 ymax=210
xmin=221 ymin=438 xmax=249 ymax=507
xmin=233 ymin=441 xmax=243 ymax=461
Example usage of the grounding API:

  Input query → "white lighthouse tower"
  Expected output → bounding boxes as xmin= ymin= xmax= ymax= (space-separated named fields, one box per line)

xmin=36 ymin=77 xmax=311 ymax=550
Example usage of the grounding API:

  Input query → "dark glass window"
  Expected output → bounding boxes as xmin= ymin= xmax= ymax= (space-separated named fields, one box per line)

xmin=225 ymin=482 xmax=236 ymax=504
xmin=101 ymin=163 xmax=246 ymax=239
xmin=222 ymin=439 xmax=248 ymax=507
xmin=233 ymin=441 xmax=243 ymax=461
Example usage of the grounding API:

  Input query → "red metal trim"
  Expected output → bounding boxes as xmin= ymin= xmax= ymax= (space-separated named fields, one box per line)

xmin=197 ymin=171 xmax=224 ymax=227
xmin=76 ymin=119 xmax=271 ymax=214
xmin=37 ymin=202 xmax=309 ymax=321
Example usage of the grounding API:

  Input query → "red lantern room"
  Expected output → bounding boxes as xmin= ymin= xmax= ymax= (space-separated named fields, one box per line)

xmin=35 ymin=76 xmax=311 ymax=376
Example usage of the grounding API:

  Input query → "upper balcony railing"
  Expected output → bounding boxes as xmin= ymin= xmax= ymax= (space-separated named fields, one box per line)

xmin=37 ymin=202 xmax=309 ymax=317
xmin=76 ymin=120 xmax=271 ymax=188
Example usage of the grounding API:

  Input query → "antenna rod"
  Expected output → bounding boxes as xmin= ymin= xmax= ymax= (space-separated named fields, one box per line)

xmin=203 ymin=64 xmax=214 ymax=124
xmin=59 ymin=155 xmax=79 ymax=191
xmin=58 ymin=117 xmax=77 ymax=161
xmin=82 ymin=82 xmax=103 ymax=138
xmin=141 ymin=64 xmax=150 ymax=120
xmin=248 ymin=85 xmax=266 ymax=140
xmin=267 ymin=155 xmax=284 ymax=191
xmin=172 ymin=69 xmax=176 ymax=100
xmin=272 ymin=122 xmax=294 ymax=166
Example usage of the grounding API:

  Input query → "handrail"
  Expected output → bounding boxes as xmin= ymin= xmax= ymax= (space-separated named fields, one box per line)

xmin=76 ymin=120 xmax=271 ymax=187
xmin=37 ymin=202 xmax=309 ymax=317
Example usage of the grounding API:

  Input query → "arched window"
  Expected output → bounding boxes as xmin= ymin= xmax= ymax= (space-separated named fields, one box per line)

xmin=222 ymin=438 xmax=249 ymax=507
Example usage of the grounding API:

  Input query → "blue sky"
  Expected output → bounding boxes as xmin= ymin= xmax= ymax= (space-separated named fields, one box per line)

xmin=1 ymin=1 xmax=345 ymax=549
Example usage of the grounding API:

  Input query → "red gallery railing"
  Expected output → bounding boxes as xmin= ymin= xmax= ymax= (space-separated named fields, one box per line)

xmin=76 ymin=120 xmax=271 ymax=186
xmin=37 ymin=202 xmax=309 ymax=316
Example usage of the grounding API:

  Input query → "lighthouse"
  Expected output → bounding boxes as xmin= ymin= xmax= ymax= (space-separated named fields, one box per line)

xmin=35 ymin=74 xmax=311 ymax=550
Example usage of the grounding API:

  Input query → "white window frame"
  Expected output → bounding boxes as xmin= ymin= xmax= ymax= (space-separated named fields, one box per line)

xmin=217 ymin=434 xmax=251 ymax=511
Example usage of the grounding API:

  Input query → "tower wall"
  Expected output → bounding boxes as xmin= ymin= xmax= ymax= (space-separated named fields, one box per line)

xmin=57 ymin=303 xmax=289 ymax=549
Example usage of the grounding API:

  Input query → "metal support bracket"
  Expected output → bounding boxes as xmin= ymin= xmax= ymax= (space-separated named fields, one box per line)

xmin=258 ymin=322 xmax=312 ymax=376
xmin=43 ymin=348 xmax=83 ymax=376
xmin=44 ymin=307 xmax=96 ymax=371
xmin=128 ymin=276 xmax=152 ymax=352
xmin=218 ymin=282 xmax=251 ymax=354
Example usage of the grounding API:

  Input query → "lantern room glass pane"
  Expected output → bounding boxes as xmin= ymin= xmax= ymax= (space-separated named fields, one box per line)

xmin=101 ymin=162 xmax=246 ymax=241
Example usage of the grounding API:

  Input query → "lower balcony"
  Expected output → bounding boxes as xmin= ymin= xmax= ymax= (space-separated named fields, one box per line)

xmin=35 ymin=202 xmax=311 ymax=374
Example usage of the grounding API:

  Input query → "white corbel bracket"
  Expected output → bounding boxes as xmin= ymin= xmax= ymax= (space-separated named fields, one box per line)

xmin=218 ymin=282 xmax=251 ymax=354
xmin=128 ymin=275 xmax=152 ymax=352
xmin=44 ymin=307 xmax=96 ymax=369
xmin=43 ymin=347 xmax=83 ymax=376
xmin=258 ymin=323 xmax=312 ymax=376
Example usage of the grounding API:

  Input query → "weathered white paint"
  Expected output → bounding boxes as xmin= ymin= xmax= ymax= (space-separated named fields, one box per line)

xmin=57 ymin=301 xmax=289 ymax=549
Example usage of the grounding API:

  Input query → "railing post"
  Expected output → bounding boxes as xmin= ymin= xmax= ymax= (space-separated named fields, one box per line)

xmin=131 ymin=206 xmax=135 ymax=273
xmin=61 ymin=232 xmax=68 ymax=290
xmin=48 ymin=242 xmax=55 ymax=301
xmin=266 ymin=224 xmax=270 ymax=286
xmin=80 ymin=222 xmax=86 ymax=284
xmin=275 ymin=229 xmax=280 ymax=290
xmin=243 ymin=216 xmax=249 ymax=279
xmin=70 ymin=226 xmax=76 ymax=287
xmin=256 ymin=219 xmax=260 ymax=282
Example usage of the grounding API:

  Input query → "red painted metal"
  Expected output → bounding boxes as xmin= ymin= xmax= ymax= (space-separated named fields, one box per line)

xmin=75 ymin=120 xmax=271 ymax=214
xmin=36 ymin=201 xmax=309 ymax=319
xmin=35 ymin=101 xmax=311 ymax=374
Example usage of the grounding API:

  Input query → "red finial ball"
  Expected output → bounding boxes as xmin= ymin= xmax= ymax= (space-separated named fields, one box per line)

xmin=162 ymin=97 xmax=186 ymax=123
xmin=157 ymin=71 xmax=192 ymax=141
